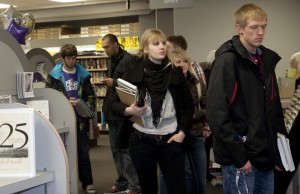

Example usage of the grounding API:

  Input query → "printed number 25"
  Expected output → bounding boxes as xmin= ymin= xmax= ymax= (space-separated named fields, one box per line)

xmin=0 ymin=123 xmax=28 ymax=149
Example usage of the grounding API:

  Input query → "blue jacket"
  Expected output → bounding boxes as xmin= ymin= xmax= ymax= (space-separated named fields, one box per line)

xmin=48 ymin=62 xmax=95 ymax=132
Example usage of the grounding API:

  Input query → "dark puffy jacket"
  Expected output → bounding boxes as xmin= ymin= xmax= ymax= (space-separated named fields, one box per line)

xmin=207 ymin=35 xmax=286 ymax=170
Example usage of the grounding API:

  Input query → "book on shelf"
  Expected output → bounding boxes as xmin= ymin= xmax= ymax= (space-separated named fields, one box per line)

xmin=101 ymin=111 xmax=106 ymax=124
xmin=100 ymin=59 xmax=107 ymax=69
xmin=95 ymin=59 xmax=100 ymax=69
xmin=17 ymin=72 xmax=35 ymax=98
xmin=73 ymin=99 xmax=94 ymax=118
xmin=95 ymin=85 xmax=107 ymax=96
xmin=276 ymin=133 xmax=295 ymax=172
xmin=115 ymin=78 xmax=144 ymax=127
xmin=96 ymin=98 xmax=104 ymax=111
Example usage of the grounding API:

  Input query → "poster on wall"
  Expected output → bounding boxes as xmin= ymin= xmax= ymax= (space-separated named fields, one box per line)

xmin=0 ymin=108 xmax=36 ymax=177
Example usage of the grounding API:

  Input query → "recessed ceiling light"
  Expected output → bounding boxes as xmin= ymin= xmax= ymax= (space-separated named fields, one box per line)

xmin=0 ymin=3 xmax=12 ymax=9
xmin=49 ymin=0 xmax=86 ymax=3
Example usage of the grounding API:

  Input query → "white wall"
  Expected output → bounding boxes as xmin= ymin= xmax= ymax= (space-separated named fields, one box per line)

xmin=174 ymin=0 xmax=300 ymax=77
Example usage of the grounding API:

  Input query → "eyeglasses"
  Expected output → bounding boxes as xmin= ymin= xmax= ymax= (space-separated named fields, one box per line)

xmin=65 ymin=56 xmax=77 ymax=61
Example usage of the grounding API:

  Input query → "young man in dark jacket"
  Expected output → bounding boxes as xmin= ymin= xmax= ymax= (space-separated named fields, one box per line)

xmin=101 ymin=34 xmax=140 ymax=194
xmin=48 ymin=44 xmax=96 ymax=193
xmin=206 ymin=4 xmax=286 ymax=194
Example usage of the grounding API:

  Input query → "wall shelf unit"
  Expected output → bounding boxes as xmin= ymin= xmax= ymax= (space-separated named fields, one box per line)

xmin=77 ymin=55 xmax=109 ymax=131
xmin=0 ymin=29 xmax=77 ymax=194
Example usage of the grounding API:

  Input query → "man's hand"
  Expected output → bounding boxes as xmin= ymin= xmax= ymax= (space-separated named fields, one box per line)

xmin=69 ymin=97 xmax=77 ymax=106
xmin=203 ymin=129 xmax=211 ymax=138
xmin=103 ymin=78 xmax=113 ymax=86
xmin=238 ymin=160 xmax=252 ymax=174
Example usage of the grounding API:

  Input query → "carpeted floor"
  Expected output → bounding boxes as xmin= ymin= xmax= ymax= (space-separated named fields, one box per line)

xmin=78 ymin=133 xmax=224 ymax=194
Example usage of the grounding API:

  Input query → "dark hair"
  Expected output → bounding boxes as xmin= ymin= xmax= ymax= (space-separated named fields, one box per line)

xmin=102 ymin=34 xmax=124 ymax=49
xmin=60 ymin=44 xmax=77 ymax=59
xmin=167 ymin=35 xmax=188 ymax=50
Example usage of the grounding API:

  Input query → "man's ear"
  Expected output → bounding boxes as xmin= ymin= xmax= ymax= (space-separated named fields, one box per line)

xmin=236 ymin=24 xmax=243 ymax=34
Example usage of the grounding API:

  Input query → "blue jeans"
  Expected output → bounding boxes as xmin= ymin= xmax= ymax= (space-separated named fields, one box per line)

xmin=160 ymin=136 xmax=207 ymax=194
xmin=186 ymin=136 xmax=207 ymax=194
xmin=107 ymin=120 xmax=140 ymax=192
xmin=222 ymin=164 xmax=274 ymax=194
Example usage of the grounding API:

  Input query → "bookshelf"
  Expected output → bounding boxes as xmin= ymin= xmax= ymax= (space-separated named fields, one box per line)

xmin=77 ymin=55 xmax=109 ymax=131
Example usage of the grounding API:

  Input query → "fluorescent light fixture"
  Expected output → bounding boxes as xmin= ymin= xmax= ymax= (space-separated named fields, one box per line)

xmin=49 ymin=0 xmax=86 ymax=2
xmin=0 ymin=3 xmax=11 ymax=9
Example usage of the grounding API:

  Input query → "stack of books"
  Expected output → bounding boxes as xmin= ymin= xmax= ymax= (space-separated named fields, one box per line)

xmin=277 ymin=133 xmax=295 ymax=172
xmin=115 ymin=78 xmax=144 ymax=126
xmin=73 ymin=99 xmax=94 ymax=118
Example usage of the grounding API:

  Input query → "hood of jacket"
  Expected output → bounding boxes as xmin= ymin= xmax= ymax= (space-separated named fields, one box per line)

xmin=215 ymin=35 xmax=281 ymax=75
xmin=50 ymin=62 xmax=90 ymax=81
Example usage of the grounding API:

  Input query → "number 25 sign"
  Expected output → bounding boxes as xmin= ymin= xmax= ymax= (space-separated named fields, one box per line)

xmin=0 ymin=108 xmax=36 ymax=177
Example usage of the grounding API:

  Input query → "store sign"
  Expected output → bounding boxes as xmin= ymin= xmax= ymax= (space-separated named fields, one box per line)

xmin=150 ymin=0 xmax=193 ymax=9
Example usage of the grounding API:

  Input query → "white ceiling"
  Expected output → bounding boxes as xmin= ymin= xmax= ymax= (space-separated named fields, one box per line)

xmin=0 ymin=0 xmax=139 ymax=11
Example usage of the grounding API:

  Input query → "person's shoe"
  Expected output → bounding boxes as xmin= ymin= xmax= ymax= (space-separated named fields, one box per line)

xmin=207 ymin=173 xmax=216 ymax=182
xmin=121 ymin=189 xmax=140 ymax=194
xmin=84 ymin=185 xmax=97 ymax=193
xmin=104 ymin=185 xmax=125 ymax=194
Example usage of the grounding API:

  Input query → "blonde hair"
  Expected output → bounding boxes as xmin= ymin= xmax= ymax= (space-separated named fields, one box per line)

xmin=138 ymin=28 xmax=166 ymax=58
xmin=290 ymin=52 xmax=300 ymax=77
xmin=168 ymin=48 xmax=191 ymax=66
xmin=234 ymin=3 xmax=267 ymax=28
xmin=169 ymin=49 xmax=201 ymax=97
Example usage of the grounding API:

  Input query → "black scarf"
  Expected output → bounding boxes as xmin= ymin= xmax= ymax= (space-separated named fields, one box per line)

xmin=143 ymin=57 xmax=172 ymax=127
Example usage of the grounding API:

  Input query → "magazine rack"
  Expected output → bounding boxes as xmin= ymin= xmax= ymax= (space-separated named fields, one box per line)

xmin=0 ymin=29 xmax=78 ymax=193
xmin=19 ymin=88 xmax=79 ymax=194
xmin=0 ymin=103 xmax=69 ymax=194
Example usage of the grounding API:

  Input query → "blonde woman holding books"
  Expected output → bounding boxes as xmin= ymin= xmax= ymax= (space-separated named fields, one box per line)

xmin=112 ymin=28 xmax=194 ymax=194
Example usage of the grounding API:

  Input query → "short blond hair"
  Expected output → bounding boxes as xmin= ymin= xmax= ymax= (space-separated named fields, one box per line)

xmin=168 ymin=49 xmax=196 ymax=78
xmin=138 ymin=28 xmax=166 ymax=58
xmin=234 ymin=3 xmax=267 ymax=28
xmin=168 ymin=48 xmax=191 ymax=66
